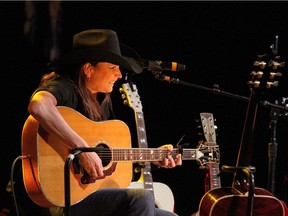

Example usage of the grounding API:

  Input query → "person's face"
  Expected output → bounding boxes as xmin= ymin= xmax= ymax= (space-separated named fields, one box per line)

xmin=84 ymin=62 xmax=122 ymax=93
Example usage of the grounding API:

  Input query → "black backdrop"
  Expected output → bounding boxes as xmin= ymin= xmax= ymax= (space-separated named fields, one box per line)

xmin=1 ymin=1 xmax=288 ymax=216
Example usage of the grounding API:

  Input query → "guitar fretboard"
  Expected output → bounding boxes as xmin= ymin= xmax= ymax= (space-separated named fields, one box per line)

xmin=104 ymin=148 xmax=211 ymax=162
xmin=122 ymin=84 xmax=156 ymax=198
xmin=208 ymin=164 xmax=221 ymax=189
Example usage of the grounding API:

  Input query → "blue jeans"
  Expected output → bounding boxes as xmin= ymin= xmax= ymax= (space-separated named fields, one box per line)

xmin=51 ymin=188 xmax=178 ymax=216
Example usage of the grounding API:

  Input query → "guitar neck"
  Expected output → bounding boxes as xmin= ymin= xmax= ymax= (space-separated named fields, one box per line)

xmin=135 ymin=111 xmax=148 ymax=149
xmin=133 ymin=111 xmax=211 ymax=161
xmin=198 ymin=112 xmax=221 ymax=191
xmin=233 ymin=54 xmax=284 ymax=193
xmin=134 ymin=111 xmax=155 ymax=196
xmin=236 ymin=93 xmax=259 ymax=167
xmin=104 ymin=147 xmax=214 ymax=162
xmin=141 ymin=163 xmax=155 ymax=194
xmin=208 ymin=163 xmax=221 ymax=190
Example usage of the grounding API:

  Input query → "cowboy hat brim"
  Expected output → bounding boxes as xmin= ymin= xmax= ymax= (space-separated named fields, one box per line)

xmin=58 ymin=46 xmax=143 ymax=74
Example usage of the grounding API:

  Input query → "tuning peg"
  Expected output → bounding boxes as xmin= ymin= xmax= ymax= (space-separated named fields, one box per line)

xmin=269 ymin=72 xmax=282 ymax=79
xmin=123 ymin=100 xmax=128 ymax=105
xmin=250 ymin=71 xmax=263 ymax=78
xmin=271 ymin=60 xmax=285 ymax=70
xmin=253 ymin=60 xmax=266 ymax=69
xmin=121 ymin=93 xmax=126 ymax=100
xmin=121 ymin=93 xmax=129 ymax=105
xmin=279 ymin=61 xmax=285 ymax=68
xmin=247 ymin=80 xmax=260 ymax=88
xmin=266 ymin=81 xmax=279 ymax=88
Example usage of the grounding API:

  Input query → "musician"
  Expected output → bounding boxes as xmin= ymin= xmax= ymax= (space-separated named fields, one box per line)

xmin=26 ymin=29 xmax=182 ymax=216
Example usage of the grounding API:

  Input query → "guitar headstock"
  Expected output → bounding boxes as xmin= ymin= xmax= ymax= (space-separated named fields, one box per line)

xmin=196 ymin=112 xmax=217 ymax=146
xmin=196 ymin=143 xmax=220 ymax=166
xmin=120 ymin=83 xmax=143 ymax=112
xmin=247 ymin=54 xmax=285 ymax=98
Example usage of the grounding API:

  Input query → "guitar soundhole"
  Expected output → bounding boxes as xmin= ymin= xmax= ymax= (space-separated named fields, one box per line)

xmin=95 ymin=143 xmax=111 ymax=167
xmin=80 ymin=144 xmax=113 ymax=185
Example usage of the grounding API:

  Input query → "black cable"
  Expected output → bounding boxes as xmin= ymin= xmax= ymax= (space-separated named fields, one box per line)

xmin=10 ymin=155 xmax=29 ymax=216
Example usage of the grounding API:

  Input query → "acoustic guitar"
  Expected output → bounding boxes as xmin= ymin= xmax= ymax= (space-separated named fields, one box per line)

xmin=198 ymin=52 xmax=288 ymax=215
xmin=120 ymin=82 xmax=175 ymax=212
xmin=192 ymin=112 xmax=221 ymax=216
xmin=21 ymin=106 xmax=219 ymax=208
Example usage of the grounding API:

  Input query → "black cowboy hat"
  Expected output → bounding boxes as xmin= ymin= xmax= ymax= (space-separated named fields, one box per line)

xmin=59 ymin=29 xmax=143 ymax=74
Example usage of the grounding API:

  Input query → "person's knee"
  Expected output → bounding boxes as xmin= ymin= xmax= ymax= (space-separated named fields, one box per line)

xmin=129 ymin=189 xmax=153 ymax=204
xmin=128 ymin=189 xmax=155 ymax=214
xmin=140 ymin=189 xmax=154 ymax=205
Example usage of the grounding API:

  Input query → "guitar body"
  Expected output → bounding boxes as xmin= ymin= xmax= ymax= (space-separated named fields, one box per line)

xmin=199 ymin=187 xmax=286 ymax=216
xmin=128 ymin=181 xmax=175 ymax=212
xmin=22 ymin=106 xmax=132 ymax=207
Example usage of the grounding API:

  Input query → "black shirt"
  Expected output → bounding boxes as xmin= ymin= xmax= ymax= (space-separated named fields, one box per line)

xmin=34 ymin=76 xmax=79 ymax=108
xmin=32 ymin=76 xmax=113 ymax=120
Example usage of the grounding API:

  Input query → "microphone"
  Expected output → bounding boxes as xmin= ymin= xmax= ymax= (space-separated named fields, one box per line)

xmin=142 ymin=59 xmax=186 ymax=72
xmin=156 ymin=74 xmax=180 ymax=84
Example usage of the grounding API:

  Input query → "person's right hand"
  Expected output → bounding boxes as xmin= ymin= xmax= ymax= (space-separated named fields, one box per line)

xmin=79 ymin=152 xmax=104 ymax=179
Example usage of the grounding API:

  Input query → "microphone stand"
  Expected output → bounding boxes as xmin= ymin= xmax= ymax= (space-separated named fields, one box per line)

xmin=155 ymin=73 xmax=249 ymax=102
xmin=266 ymin=106 xmax=280 ymax=195
xmin=262 ymin=99 xmax=288 ymax=194
xmin=151 ymin=71 xmax=288 ymax=195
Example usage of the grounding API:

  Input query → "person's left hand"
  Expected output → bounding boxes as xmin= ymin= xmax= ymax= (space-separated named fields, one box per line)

xmin=153 ymin=144 xmax=182 ymax=168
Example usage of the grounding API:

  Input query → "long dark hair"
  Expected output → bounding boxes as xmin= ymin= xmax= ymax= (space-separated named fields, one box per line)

xmin=41 ymin=62 xmax=112 ymax=121
xmin=75 ymin=63 xmax=111 ymax=121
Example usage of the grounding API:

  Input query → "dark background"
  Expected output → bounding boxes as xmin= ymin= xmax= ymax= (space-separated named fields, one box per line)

xmin=1 ymin=1 xmax=288 ymax=216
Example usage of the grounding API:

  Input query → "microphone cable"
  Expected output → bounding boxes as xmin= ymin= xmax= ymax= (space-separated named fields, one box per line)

xmin=10 ymin=155 xmax=30 ymax=216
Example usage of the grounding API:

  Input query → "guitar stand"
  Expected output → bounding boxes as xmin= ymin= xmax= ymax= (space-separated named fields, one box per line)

xmin=222 ymin=165 xmax=256 ymax=216
xmin=64 ymin=150 xmax=82 ymax=216
xmin=64 ymin=147 xmax=100 ymax=216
